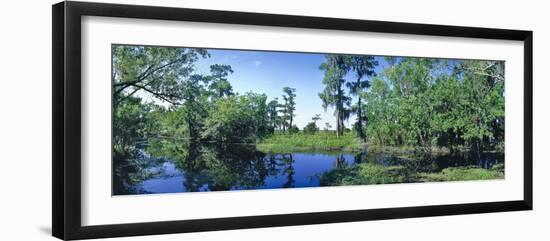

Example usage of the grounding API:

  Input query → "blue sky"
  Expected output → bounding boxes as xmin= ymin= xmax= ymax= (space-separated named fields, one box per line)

xmin=193 ymin=48 xmax=388 ymax=129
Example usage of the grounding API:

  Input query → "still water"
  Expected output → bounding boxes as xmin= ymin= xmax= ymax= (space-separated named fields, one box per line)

xmin=113 ymin=142 xmax=503 ymax=195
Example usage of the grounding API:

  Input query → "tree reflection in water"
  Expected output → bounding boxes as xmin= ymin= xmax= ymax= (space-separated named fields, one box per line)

xmin=113 ymin=138 xmax=504 ymax=195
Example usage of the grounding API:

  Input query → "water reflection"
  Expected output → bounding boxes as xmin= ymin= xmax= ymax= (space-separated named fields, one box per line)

xmin=113 ymin=140 xmax=504 ymax=195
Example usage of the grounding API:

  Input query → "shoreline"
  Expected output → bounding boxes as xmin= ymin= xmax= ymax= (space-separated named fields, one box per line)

xmin=256 ymin=133 xmax=503 ymax=155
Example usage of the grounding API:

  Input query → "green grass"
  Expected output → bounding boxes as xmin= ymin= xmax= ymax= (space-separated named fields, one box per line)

xmin=365 ymin=145 xmax=452 ymax=154
xmin=256 ymin=132 xmax=360 ymax=153
xmin=418 ymin=166 xmax=504 ymax=182
xmin=256 ymin=132 xmax=499 ymax=157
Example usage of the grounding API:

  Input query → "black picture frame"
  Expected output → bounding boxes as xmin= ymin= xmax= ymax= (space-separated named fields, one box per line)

xmin=52 ymin=1 xmax=533 ymax=240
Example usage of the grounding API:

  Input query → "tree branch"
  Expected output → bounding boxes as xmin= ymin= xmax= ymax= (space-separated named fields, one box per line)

xmin=132 ymin=84 xmax=181 ymax=106
xmin=112 ymin=56 xmax=189 ymax=96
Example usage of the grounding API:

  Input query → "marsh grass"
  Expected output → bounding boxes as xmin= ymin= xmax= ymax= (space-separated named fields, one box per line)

xmin=256 ymin=132 xmax=457 ymax=154
xmin=418 ymin=165 xmax=504 ymax=182
xmin=256 ymin=132 xmax=361 ymax=153
xmin=365 ymin=145 xmax=454 ymax=155
xmin=319 ymin=163 xmax=408 ymax=186
xmin=319 ymin=163 xmax=504 ymax=186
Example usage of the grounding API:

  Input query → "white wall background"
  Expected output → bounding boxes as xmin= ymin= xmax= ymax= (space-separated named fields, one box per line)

xmin=0 ymin=0 xmax=547 ymax=240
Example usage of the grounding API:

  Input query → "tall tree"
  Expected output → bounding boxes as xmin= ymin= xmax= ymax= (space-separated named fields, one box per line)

xmin=266 ymin=98 xmax=280 ymax=133
xmin=180 ymin=74 xmax=211 ymax=140
xmin=278 ymin=99 xmax=288 ymax=132
xmin=282 ymin=87 xmax=297 ymax=130
xmin=208 ymin=64 xmax=234 ymax=98
xmin=319 ymin=55 xmax=351 ymax=137
xmin=246 ymin=92 xmax=269 ymax=138
xmin=345 ymin=56 xmax=378 ymax=142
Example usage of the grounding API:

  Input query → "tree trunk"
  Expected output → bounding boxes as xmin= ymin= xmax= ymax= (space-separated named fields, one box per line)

xmin=335 ymin=109 xmax=340 ymax=138
xmin=289 ymin=114 xmax=293 ymax=129
xmin=357 ymin=96 xmax=365 ymax=142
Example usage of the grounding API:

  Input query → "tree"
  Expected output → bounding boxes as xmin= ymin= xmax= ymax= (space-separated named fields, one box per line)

xmin=202 ymin=96 xmax=258 ymax=143
xmin=282 ymin=87 xmax=297 ymax=132
xmin=362 ymin=57 xmax=504 ymax=153
xmin=266 ymin=98 xmax=280 ymax=133
xmin=324 ymin=122 xmax=332 ymax=131
xmin=288 ymin=125 xmax=300 ymax=134
xmin=112 ymin=46 xmax=209 ymax=164
xmin=245 ymin=92 xmax=269 ymax=138
xmin=312 ymin=114 xmax=321 ymax=126
xmin=453 ymin=60 xmax=505 ymax=152
xmin=364 ymin=76 xmax=395 ymax=145
xmin=319 ymin=55 xmax=351 ymax=137
xmin=113 ymin=96 xmax=152 ymax=157
xmin=277 ymin=100 xmax=288 ymax=132
xmin=112 ymin=45 xmax=208 ymax=106
xmin=303 ymin=122 xmax=319 ymax=134
xmin=148 ymin=71 xmax=221 ymax=142
xmin=208 ymin=64 xmax=234 ymax=98
xmin=303 ymin=114 xmax=321 ymax=134
xmin=384 ymin=58 xmax=434 ymax=148
xmin=179 ymin=74 xmax=211 ymax=140
xmin=344 ymin=55 xmax=378 ymax=142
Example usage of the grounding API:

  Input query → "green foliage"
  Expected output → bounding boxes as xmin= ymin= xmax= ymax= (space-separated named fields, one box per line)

xmin=320 ymin=162 xmax=504 ymax=186
xmin=319 ymin=163 xmax=407 ymax=186
xmin=208 ymin=64 xmax=234 ymax=98
xmin=418 ymin=166 xmax=504 ymax=182
xmin=288 ymin=125 xmax=300 ymax=134
xmin=112 ymin=45 xmax=506 ymax=194
xmin=112 ymin=45 xmax=209 ymax=163
xmin=112 ymin=96 xmax=155 ymax=193
xmin=113 ymin=96 xmax=152 ymax=156
xmin=266 ymin=98 xmax=280 ymax=133
xmin=112 ymin=45 xmax=504 ymax=166
xmin=148 ymin=107 xmax=187 ymax=139
xmin=364 ymin=58 xmax=504 ymax=151
xmin=113 ymin=45 xmax=291 ymax=148
xmin=303 ymin=122 xmax=319 ymax=134
xmin=112 ymin=45 xmax=208 ymax=105
xmin=202 ymin=96 xmax=260 ymax=143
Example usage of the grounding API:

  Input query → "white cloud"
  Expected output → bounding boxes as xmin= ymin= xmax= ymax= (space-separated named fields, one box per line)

xmin=253 ymin=60 xmax=262 ymax=66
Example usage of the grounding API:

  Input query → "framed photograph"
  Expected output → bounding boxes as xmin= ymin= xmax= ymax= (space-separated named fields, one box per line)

xmin=52 ymin=1 xmax=533 ymax=240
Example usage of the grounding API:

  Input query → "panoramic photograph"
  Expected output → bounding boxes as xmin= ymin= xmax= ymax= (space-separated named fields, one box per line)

xmin=112 ymin=44 xmax=505 ymax=195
